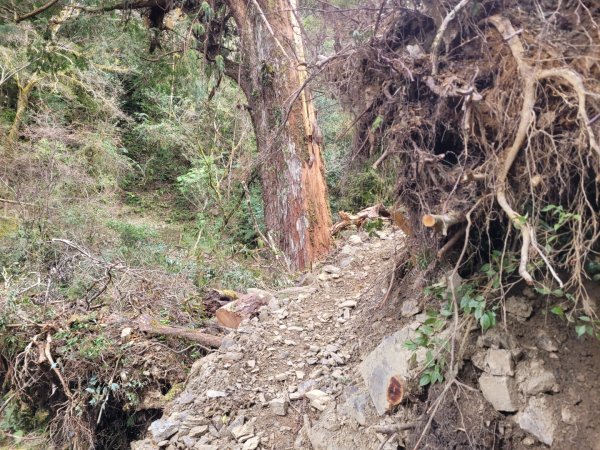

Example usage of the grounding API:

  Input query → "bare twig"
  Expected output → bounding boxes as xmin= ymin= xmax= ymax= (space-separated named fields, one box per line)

xmin=430 ymin=0 xmax=472 ymax=75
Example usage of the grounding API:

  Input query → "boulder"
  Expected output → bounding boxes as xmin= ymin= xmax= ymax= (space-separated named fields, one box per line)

xmin=358 ymin=326 xmax=427 ymax=415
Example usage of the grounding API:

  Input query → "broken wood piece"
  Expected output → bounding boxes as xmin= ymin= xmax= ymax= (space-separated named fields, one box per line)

xmin=422 ymin=212 xmax=464 ymax=235
xmin=215 ymin=293 xmax=269 ymax=329
xmin=138 ymin=314 xmax=223 ymax=348
xmin=331 ymin=204 xmax=390 ymax=235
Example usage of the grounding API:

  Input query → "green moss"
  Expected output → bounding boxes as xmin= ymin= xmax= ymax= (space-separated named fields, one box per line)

xmin=163 ymin=383 xmax=184 ymax=402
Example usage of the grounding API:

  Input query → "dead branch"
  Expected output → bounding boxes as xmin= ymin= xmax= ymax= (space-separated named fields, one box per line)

xmin=15 ymin=0 xmax=61 ymax=22
xmin=437 ymin=227 xmax=466 ymax=259
xmin=137 ymin=314 xmax=223 ymax=348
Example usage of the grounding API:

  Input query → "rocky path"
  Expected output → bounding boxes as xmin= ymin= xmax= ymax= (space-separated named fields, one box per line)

xmin=132 ymin=225 xmax=600 ymax=450
xmin=132 ymin=227 xmax=414 ymax=450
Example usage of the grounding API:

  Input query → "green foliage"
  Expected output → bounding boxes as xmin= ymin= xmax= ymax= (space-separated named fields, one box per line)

xmin=338 ymin=168 xmax=390 ymax=213
xmin=363 ymin=217 xmax=384 ymax=236
xmin=107 ymin=220 xmax=157 ymax=248
xmin=404 ymin=311 xmax=448 ymax=387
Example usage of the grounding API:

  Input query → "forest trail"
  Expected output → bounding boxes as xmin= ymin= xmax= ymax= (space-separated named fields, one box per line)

xmin=132 ymin=224 xmax=600 ymax=450
xmin=132 ymin=225 xmax=411 ymax=449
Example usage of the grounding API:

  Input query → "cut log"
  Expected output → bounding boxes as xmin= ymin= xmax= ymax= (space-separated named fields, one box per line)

xmin=137 ymin=314 xmax=223 ymax=348
xmin=215 ymin=293 xmax=269 ymax=329
xmin=422 ymin=212 xmax=464 ymax=235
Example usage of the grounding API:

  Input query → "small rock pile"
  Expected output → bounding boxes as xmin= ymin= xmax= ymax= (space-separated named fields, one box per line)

xmin=473 ymin=296 xmax=563 ymax=447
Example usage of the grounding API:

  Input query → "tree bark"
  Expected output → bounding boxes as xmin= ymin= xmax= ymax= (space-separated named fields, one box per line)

xmin=226 ymin=0 xmax=332 ymax=270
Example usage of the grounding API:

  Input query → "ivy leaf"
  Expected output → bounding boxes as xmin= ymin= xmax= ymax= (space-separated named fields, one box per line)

xmin=550 ymin=306 xmax=564 ymax=317
xmin=575 ymin=325 xmax=587 ymax=337
xmin=419 ymin=373 xmax=431 ymax=386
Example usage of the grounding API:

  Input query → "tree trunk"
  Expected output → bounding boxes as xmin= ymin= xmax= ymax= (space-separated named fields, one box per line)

xmin=5 ymin=75 xmax=38 ymax=158
xmin=226 ymin=0 xmax=332 ymax=270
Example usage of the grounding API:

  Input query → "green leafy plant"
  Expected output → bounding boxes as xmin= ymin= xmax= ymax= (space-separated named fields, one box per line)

xmin=404 ymin=311 xmax=448 ymax=387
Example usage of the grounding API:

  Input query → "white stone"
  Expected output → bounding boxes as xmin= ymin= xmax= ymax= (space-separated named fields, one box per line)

xmin=339 ymin=300 xmax=357 ymax=308
xmin=305 ymin=390 xmax=332 ymax=411
xmin=206 ymin=390 xmax=227 ymax=398
xmin=270 ymin=397 xmax=289 ymax=416
xmin=479 ymin=374 xmax=519 ymax=412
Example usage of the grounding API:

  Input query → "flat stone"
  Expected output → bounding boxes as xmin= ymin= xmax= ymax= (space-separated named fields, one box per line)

xmin=223 ymin=351 xmax=244 ymax=362
xmin=230 ymin=420 xmax=255 ymax=442
xmin=339 ymin=391 xmax=372 ymax=426
xmin=479 ymin=374 xmax=519 ymax=412
xmin=206 ymin=390 xmax=227 ymax=398
xmin=340 ymin=244 xmax=356 ymax=256
xmin=505 ymin=296 xmax=533 ymax=321
xmin=517 ymin=396 xmax=557 ymax=446
xmin=358 ymin=326 xmax=427 ymax=415
xmin=247 ymin=288 xmax=275 ymax=301
xmin=400 ymin=299 xmax=421 ymax=317
xmin=194 ymin=446 xmax=219 ymax=450
xmin=276 ymin=286 xmax=317 ymax=297
xmin=181 ymin=436 xmax=198 ymax=448
xmin=270 ymin=397 xmax=289 ymax=416
xmin=322 ymin=265 xmax=341 ymax=274
xmin=149 ymin=419 xmax=179 ymax=442
xmin=339 ymin=257 xmax=354 ymax=268
xmin=516 ymin=360 xmax=559 ymax=396
xmin=305 ymin=390 xmax=332 ymax=411
xmin=561 ymin=405 xmax=576 ymax=424
xmin=339 ymin=300 xmax=357 ymax=308
xmin=485 ymin=349 xmax=514 ymax=376
xmin=242 ymin=436 xmax=260 ymax=450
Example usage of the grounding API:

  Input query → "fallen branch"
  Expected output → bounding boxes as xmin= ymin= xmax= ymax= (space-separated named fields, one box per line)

xmin=44 ymin=335 xmax=72 ymax=398
xmin=137 ymin=315 xmax=223 ymax=348
xmin=437 ymin=227 xmax=466 ymax=259
xmin=372 ymin=423 xmax=417 ymax=434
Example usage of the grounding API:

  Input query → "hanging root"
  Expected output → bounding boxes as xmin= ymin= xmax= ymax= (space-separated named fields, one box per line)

xmin=487 ymin=15 xmax=597 ymax=289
